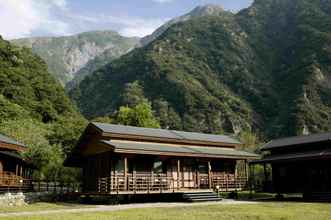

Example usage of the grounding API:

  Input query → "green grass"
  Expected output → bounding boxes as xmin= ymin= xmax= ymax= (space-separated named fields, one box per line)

xmin=0 ymin=202 xmax=93 ymax=213
xmin=1 ymin=202 xmax=331 ymax=220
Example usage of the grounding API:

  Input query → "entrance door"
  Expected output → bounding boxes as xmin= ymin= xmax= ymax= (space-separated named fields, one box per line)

xmin=182 ymin=159 xmax=195 ymax=188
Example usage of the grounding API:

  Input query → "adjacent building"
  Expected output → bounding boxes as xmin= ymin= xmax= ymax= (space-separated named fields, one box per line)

xmin=0 ymin=134 xmax=33 ymax=190
xmin=251 ymin=132 xmax=331 ymax=197
xmin=65 ymin=123 xmax=258 ymax=194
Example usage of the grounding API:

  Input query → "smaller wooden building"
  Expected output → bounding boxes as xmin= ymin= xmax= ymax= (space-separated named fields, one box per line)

xmin=0 ymin=134 xmax=33 ymax=190
xmin=251 ymin=132 xmax=331 ymax=196
xmin=65 ymin=123 xmax=258 ymax=194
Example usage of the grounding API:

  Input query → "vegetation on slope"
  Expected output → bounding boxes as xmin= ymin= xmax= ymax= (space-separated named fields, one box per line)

xmin=11 ymin=31 xmax=139 ymax=85
xmin=0 ymin=36 xmax=86 ymax=180
xmin=71 ymin=0 xmax=331 ymax=139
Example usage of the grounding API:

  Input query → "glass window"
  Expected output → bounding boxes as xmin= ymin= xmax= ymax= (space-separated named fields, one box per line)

xmin=153 ymin=160 xmax=166 ymax=173
xmin=198 ymin=163 xmax=208 ymax=174
xmin=115 ymin=159 xmax=124 ymax=173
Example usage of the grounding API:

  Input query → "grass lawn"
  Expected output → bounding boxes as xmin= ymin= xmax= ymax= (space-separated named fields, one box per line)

xmin=0 ymin=202 xmax=94 ymax=213
xmin=1 ymin=202 xmax=331 ymax=220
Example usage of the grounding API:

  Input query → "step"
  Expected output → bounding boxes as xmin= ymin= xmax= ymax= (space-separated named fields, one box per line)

xmin=183 ymin=191 xmax=218 ymax=195
xmin=183 ymin=194 xmax=219 ymax=199
xmin=182 ymin=191 xmax=221 ymax=202
xmin=188 ymin=197 xmax=222 ymax=202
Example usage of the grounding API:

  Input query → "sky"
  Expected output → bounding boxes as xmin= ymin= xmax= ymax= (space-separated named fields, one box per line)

xmin=0 ymin=0 xmax=253 ymax=40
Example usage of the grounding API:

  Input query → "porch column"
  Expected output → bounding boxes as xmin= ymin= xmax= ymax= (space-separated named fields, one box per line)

xmin=263 ymin=163 xmax=268 ymax=181
xmin=244 ymin=160 xmax=249 ymax=181
xmin=0 ymin=161 xmax=3 ymax=173
xmin=133 ymin=164 xmax=137 ymax=194
xmin=208 ymin=161 xmax=212 ymax=189
xmin=263 ymin=163 xmax=268 ymax=191
xmin=196 ymin=161 xmax=200 ymax=188
xmin=177 ymin=159 xmax=180 ymax=189
xmin=20 ymin=166 xmax=23 ymax=177
xmin=15 ymin=164 xmax=19 ymax=176
xmin=124 ymin=157 xmax=128 ymax=190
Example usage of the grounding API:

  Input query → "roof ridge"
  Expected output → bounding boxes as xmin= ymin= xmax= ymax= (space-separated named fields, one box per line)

xmin=271 ymin=132 xmax=331 ymax=142
xmin=169 ymin=130 xmax=186 ymax=140
xmin=91 ymin=122 xmax=240 ymax=145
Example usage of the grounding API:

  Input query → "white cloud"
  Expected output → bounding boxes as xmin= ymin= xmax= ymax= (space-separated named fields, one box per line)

xmin=68 ymin=13 xmax=168 ymax=38
xmin=0 ymin=0 xmax=70 ymax=39
xmin=0 ymin=0 xmax=168 ymax=39
xmin=100 ymin=15 xmax=167 ymax=37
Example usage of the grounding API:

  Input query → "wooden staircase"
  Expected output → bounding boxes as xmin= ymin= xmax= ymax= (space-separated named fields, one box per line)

xmin=182 ymin=191 xmax=221 ymax=202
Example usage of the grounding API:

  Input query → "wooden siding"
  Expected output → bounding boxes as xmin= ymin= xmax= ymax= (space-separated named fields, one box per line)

xmin=82 ymin=152 xmax=248 ymax=194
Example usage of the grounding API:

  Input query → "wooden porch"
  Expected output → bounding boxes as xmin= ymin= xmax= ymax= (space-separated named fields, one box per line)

xmin=96 ymin=172 xmax=248 ymax=195
xmin=82 ymin=154 xmax=249 ymax=195
xmin=0 ymin=171 xmax=33 ymax=192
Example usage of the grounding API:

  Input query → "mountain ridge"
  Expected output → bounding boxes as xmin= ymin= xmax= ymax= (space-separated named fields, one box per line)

xmin=11 ymin=30 xmax=140 ymax=85
xmin=70 ymin=0 xmax=331 ymax=139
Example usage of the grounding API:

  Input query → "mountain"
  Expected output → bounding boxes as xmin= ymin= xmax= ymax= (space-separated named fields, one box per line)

xmin=0 ymin=35 xmax=85 ymax=152
xmin=11 ymin=31 xmax=140 ymax=85
xmin=141 ymin=4 xmax=227 ymax=46
xmin=70 ymin=0 xmax=331 ymax=139
xmin=67 ymin=5 xmax=226 ymax=90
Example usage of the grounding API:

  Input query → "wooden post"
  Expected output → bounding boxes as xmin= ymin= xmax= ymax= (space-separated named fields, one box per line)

xmin=124 ymin=157 xmax=128 ymax=191
xmin=0 ymin=161 xmax=3 ymax=173
xmin=196 ymin=161 xmax=200 ymax=189
xmin=263 ymin=163 xmax=268 ymax=191
xmin=244 ymin=160 xmax=248 ymax=181
xmin=263 ymin=163 xmax=268 ymax=181
xmin=20 ymin=166 xmax=23 ymax=177
xmin=15 ymin=164 xmax=19 ymax=176
xmin=116 ymin=172 xmax=119 ymax=195
xmin=208 ymin=161 xmax=212 ymax=189
xmin=249 ymin=164 xmax=254 ymax=198
xmin=226 ymin=175 xmax=228 ymax=192
xmin=177 ymin=159 xmax=180 ymax=189
xmin=149 ymin=169 xmax=153 ymax=194
xmin=133 ymin=165 xmax=136 ymax=194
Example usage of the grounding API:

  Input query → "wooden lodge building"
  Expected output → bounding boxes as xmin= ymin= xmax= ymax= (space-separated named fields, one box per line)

xmin=65 ymin=123 xmax=258 ymax=195
xmin=0 ymin=134 xmax=33 ymax=190
xmin=251 ymin=132 xmax=331 ymax=197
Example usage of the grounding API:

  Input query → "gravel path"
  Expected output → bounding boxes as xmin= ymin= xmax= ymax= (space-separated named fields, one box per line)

xmin=0 ymin=200 xmax=257 ymax=217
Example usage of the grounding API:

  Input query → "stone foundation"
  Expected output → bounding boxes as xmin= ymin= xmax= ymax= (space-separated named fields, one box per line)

xmin=0 ymin=192 xmax=57 ymax=206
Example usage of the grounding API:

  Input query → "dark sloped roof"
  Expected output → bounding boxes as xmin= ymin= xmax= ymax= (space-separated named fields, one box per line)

xmin=102 ymin=140 xmax=258 ymax=159
xmin=92 ymin=123 xmax=241 ymax=145
xmin=0 ymin=151 xmax=23 ymax=160
xmin=250 ymin=149 xmax=331 ymax=164
xmin=0 ymin=133 xmax=25 ymax=147
xmin=262 ymin=132 xmax=331 ymax=150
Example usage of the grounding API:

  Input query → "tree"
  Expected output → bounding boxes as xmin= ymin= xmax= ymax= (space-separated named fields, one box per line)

xmin=48 ymin=116 xmax=87 ymax=155
xmin=0 ymin=119 xmax=80 ymax=182
xmin=121 ymin=81 xmax=147 ymax=107
xmin=238 ymin=130 xmax=260 ymax=152
xmin=115 ymin=101 xmax=160 ymax=128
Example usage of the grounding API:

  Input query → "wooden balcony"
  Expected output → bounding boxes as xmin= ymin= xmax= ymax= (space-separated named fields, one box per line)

xmin=0 ymin=171 xmax=32 ymax=192
xmin=95 ymin=172 xmax=247 ymax=194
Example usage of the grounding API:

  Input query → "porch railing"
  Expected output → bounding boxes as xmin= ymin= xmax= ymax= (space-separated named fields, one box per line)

xmin=97 ymin=172 xmax=248 ymax=194
xmin=212 ymin=174 xmax=247 ymax=192
xmin=0 ymin=172 xmax=33 ymax=192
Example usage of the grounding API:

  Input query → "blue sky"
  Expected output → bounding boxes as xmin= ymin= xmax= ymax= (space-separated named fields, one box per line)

xmin=0 ymin=0 xmax=253 ymax=40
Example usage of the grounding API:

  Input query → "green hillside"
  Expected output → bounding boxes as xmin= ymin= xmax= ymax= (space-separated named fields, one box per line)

xmin=0 ymin=36 xmax=86 ymax=180
xmin=70 ymin=0 xmax=331 ymax=139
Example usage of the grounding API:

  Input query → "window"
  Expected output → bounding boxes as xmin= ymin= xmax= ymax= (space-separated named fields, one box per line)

xmin=115 ymin=159 xmax=124 ymax=173
xmin=198 ymin=163 xmax=208 ymax=174
xmin=153 ymin=160 xmax=166 ymax=173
